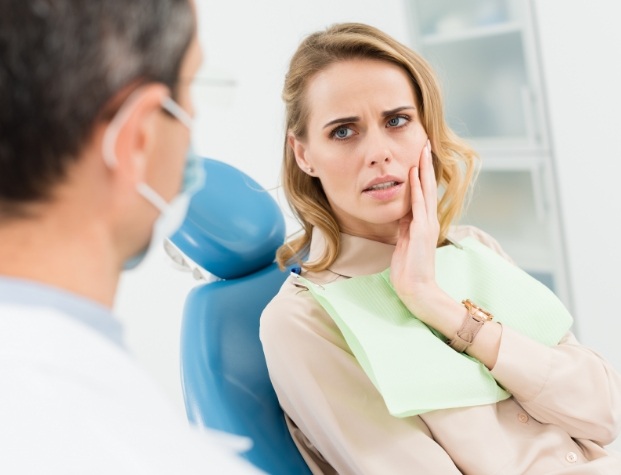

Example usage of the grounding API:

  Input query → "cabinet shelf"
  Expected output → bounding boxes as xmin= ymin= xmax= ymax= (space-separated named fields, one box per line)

xmin=479 ymin=155 xmax=541 ymax=172
xmin=473 ymin=145 xmax=550 ymax=172
xmin=471 ymin=138 xmax=547 ymax=154
xmin=422 ymin=21 xmax=522 ymax=46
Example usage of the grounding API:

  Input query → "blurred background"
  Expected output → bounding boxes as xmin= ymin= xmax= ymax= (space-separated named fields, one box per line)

xmin=114 ymin=0 xmax=621 ymax=449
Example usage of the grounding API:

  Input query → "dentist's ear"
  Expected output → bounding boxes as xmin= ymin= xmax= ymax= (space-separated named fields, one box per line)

xmin=101 ymin=84 xmax=170 ymax=185
xmin=288 ymin=133 xmax=315 ymax=176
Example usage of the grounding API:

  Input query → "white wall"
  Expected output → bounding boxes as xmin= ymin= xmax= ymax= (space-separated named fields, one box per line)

xmin=533 ymin=0 xmax=621 ymax=376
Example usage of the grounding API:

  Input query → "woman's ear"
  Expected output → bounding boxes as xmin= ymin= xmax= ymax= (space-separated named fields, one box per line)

xmin=288 ymin=133 xmax=315 ymax=176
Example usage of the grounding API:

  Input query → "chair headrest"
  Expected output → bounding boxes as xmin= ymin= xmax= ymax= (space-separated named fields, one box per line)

xmin=169 ymin=158 xmax=286 ymax=280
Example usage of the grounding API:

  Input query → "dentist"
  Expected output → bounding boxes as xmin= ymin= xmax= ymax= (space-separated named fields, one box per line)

xmin=0 ymin=0 xmax=260 ymax=473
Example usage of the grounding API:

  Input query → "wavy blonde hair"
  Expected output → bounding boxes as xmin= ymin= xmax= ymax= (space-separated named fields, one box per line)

xmin=277 ymin=22 xmax=478 ymax=272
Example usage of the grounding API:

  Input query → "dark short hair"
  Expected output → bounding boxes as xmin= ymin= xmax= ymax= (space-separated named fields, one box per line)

xmin=0 ymin=0 xmax=194 ymax=215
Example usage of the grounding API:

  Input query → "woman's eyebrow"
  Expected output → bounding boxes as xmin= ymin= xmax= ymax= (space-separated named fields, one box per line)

xmin=322 ymin=106 xmax=417 ymax=129
xmin=382 ymin=105 xmax=416 ymax=117
xmin=323 ymin=116 xmax=359 ymax=129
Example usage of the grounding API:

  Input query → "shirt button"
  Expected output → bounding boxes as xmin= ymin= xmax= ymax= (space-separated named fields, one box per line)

xmin=517 ymin=413 xmax=529 ymax=423
xmin=566 ymin=452 xmax=578 ymax=463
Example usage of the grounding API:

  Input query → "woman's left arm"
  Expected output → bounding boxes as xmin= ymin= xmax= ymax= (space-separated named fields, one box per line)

xmin=489 ymin=325 xmax=621 ymax=445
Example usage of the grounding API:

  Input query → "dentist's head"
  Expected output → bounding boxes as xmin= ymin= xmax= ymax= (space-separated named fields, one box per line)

xmin=0 ymin=4 xmax=267 ymax=473
xmin=0 ymin=0 xmax=203 ymax=305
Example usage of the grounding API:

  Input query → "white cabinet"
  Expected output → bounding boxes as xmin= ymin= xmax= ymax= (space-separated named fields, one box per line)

xmin=406 ymin=0 xmax=572 ymax=308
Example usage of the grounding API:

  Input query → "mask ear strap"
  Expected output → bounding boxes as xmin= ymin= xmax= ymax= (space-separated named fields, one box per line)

xmin=136 ymin=182 xmax=169 ymax=214
xmin=161 ymin=96 xmax=193 ymax=130
xmin=102 ymin=85 xmax=174 ymax=215
xmin=102 ymin=86 xmax=151 ymax=169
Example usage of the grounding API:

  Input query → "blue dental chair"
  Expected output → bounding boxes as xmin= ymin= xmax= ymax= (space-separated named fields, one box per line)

xmin=168 ymin=158 xmax=311 ymax=474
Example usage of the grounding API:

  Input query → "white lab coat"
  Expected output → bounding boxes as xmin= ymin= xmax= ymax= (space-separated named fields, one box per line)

xmin=0 ymin=277 xmax=262 ymax=475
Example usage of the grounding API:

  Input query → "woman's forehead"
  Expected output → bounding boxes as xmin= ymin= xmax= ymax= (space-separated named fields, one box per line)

xmin=304 ymin=59 xmax=417 ymax=124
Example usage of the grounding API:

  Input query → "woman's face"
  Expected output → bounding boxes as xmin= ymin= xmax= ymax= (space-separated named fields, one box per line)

xmin=290 ymin=58 xmax=429 ymax=243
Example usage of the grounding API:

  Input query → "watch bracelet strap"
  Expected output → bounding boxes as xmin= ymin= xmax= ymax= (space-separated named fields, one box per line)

xmin=448 ymin=308 xmax=485 ymax=353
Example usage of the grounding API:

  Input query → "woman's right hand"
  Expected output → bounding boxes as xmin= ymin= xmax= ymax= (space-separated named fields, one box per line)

xmin=390 ymin=140 xmax=442 ymax=314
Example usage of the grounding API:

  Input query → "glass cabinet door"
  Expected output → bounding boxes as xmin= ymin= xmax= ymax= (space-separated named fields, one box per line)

xmin=409 ymin=0 xmax=538 ymax=149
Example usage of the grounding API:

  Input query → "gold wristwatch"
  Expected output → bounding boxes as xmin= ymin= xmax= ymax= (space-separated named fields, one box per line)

xmin=448 ymin=299 xmax=494 ymax=353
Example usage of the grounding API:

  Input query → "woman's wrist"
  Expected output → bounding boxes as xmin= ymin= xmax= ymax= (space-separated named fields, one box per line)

xmin=466 ymin=321 xmax=502 ymax=370
xmin=400 ymin=286 xmax=503 ymax=370
xmin=399 ymin=285 xmax=465 ymax=338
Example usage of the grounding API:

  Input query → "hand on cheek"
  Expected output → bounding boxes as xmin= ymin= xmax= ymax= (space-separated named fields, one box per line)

xmin=390 ymin=141 xmax=502 ymax=361
xmin=390 ymin=139 xmax=441 ymax=308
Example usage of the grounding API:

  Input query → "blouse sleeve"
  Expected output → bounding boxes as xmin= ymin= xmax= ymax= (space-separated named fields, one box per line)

xmin=464 ymin=226 xmax=621 ymax=445
xmin=260 ymin=279 xmax=462 ymax=475
xmin=491 ymin=326 xmax=621 ymax=445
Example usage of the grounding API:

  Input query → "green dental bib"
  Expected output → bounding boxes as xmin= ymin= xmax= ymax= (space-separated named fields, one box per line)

xmin=296 ymin=237 xmax=573 ymax=417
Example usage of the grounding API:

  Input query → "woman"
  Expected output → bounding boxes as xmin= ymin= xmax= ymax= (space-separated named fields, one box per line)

xmin=260 ymin=23 xmax=621 ymax=474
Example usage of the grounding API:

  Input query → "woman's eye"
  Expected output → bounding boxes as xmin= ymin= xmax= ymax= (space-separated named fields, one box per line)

xmin=331 ymin=126 xmax=354 ymax=140
xmin=387 ymin=116 xmax=409 ymax=128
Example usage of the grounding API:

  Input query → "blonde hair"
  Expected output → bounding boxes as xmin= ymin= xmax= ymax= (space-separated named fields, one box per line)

xmin=277 ymin=22 xmax=478 ymax=272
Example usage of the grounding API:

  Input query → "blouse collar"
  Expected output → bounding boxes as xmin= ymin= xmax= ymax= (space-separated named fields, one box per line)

xmin=307 ymin=227 xmax=395 ymax=278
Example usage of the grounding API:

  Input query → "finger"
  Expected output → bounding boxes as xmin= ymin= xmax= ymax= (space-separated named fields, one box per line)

xmin=395 ymin=215 xmax=412 ymax=253
xmin=398 ymin=214 xmax=412 ymax=240
xmin=409 ymin=165 xmax=426 ymax=225
xmin=420 ymin=140 xmax=438 ymax=220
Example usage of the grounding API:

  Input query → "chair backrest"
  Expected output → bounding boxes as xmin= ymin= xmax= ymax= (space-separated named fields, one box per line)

xmin=169 ymin=158 xmax=311 ymax=474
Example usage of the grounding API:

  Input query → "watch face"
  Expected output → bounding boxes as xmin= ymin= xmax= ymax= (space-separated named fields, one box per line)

xmin=473 ymin=309 xmax=489 ymax=322
xmin=463 ymin=300 xmax=494 ymax=322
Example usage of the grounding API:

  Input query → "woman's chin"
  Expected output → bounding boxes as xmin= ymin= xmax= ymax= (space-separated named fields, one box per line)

xmin=370 ymin=204 xmax=411 ymax=224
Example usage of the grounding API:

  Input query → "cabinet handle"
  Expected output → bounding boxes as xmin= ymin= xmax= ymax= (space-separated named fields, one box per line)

xmin=521 ymin=86 xmax=537 ymax=146
xmin=531 ymin=162 xmax=547 ymax=222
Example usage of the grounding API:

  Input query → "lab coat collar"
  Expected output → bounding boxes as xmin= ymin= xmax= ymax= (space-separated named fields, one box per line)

xmin=0 ymin=276 xmax=124 ymax=348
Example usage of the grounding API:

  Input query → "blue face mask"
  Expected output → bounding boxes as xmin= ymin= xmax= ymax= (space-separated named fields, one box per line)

xmin=122 ymin=145 xmax=205 ymax=270
xmin=101 ymin=90 xmax=205 ymax=270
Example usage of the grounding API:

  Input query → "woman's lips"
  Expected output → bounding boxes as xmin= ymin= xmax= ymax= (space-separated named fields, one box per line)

xmin=362 ymin=181 xmax=404 ymax=200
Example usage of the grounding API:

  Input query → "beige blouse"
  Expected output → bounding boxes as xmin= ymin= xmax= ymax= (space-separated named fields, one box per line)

xmin=260 ymin=225 xmax=621 ymax=474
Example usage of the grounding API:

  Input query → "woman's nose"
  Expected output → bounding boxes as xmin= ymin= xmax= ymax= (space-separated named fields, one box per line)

xmin=369 ymin=156 xmax=391 ymax=166
xmin=366 ymin=131 xmax=392 ymax=166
